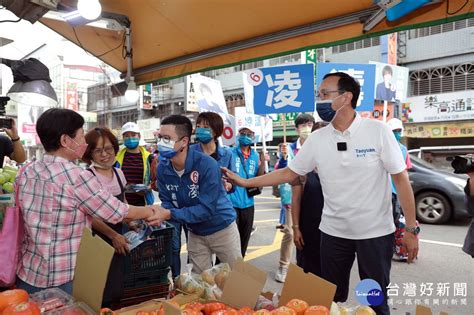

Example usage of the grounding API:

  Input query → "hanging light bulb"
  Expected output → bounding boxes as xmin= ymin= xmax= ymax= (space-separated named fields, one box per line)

xmin=77 ymin=0 xmax=102 ymax=21
xmin=125 ymin=76 xmax=139 ymax=103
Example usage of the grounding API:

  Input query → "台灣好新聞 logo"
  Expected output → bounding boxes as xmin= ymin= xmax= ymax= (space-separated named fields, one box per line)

xmin=355 ymin=279 xmax=384 ymax=306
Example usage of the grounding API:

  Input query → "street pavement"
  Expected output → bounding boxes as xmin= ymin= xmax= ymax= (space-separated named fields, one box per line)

xmin=176 ymin=188 xmax=473 ymax=314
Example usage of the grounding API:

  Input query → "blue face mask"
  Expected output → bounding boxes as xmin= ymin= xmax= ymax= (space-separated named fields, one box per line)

xmin=393 ymin=131 xmax=402 ymax=142
xmin=158 ymin=144 xmax=178 ymax=159
xmin=238 ymin=135 xmax=253 ymax=147
xmin=316 ymin=100 xmax=336 ymax=123
xmin=124 ymin=137 xmax=139 ymax=149
xmin=196 ymin=128 xmax=213 ymax=144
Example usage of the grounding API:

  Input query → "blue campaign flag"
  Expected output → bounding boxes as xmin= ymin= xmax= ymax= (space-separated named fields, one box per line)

xmin=316 ymin=63 xmax=376 ymax=112
xmin=246 ymin=64 xmax=315 ymax=115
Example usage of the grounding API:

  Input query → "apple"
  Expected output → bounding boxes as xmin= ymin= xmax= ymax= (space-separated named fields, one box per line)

xmin=2 ymin=182 xmax=14 ymax=193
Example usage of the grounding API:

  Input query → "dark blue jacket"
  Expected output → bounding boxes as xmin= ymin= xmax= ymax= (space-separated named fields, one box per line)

xmin=157 ymin=148 xmax=236 ymax=236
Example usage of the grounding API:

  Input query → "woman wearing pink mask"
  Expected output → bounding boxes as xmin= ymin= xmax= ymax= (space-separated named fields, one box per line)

xmin=15 ymin=108 xmax=161 ymax=294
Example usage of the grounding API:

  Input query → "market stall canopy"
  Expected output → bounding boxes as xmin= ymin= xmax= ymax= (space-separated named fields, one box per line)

xmin=40 ymin=0 xmax=473 ymax=84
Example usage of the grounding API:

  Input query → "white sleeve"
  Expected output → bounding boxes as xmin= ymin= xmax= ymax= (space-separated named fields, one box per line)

xmin=288 ymin=133 xmax=318 ymax=176
xmin=380 ymin=124 xmax=406 ymax=175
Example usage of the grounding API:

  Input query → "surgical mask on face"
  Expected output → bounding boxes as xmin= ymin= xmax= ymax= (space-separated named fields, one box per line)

xmin=299 ymin=126 xmax=312 ymax=139
xmin=316 ymin=100 xmax=337 ymax=123
xmin=157 ymin=140 xmax=179 ymax=165
xmin=66 ymin=137 xmax=88 ymax=160
xmin=90 ymin=159 xmax=116 ymax=169
xmin=393 ymin=130 xmax=402 ymax=142
xmin=124 ymin=137 xmax=139 ymax=149
xmin=196 ymin=127 xmax=213 ymax=144
xmin=238 ymin=135 xmax=253 ymax=147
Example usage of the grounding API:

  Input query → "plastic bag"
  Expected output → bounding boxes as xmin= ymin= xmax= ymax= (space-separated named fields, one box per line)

xmin=201 ymin=263 xmax=231 ymax=289
xmin=174 ymin=264 xmax=206 ymax=297
xmin=332 ymin=303 xmax=376 ymax=315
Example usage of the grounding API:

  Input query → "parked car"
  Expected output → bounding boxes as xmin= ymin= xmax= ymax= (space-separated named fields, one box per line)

xmin=408 ymin=154 xmax=469 ymax=224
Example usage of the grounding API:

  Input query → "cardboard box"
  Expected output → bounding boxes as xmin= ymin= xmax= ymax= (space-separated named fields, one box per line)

xmin=220 ymin=258 xmax=267 ymax=309
xmin=115 ymin=258 xmax=267 ymax=314
xmin=279 ymin=264 xmax=337 ymax=310
xmin=73 ymin=227 xmax=115 ymax=312
xmin=115 ymin=299 xmax=164 ymax=315
xmin=116 ymin=260 xmax=338 ymax=314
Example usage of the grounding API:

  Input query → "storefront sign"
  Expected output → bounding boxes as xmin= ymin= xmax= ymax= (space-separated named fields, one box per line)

xmin=272 ymin=112 xmax=299 ymax=127
xmin=404 ymin=122 xmax=474 ymax=138
xmin=404 ymin=91 xmax=473 ymax=123
xmin=65 ymin=82 xmax=78 ymax=111
xmin=140 ymin=84 xmax=153 ymax=110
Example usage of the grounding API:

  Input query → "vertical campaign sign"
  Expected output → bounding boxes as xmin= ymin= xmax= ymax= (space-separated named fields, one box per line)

xmin=370 ymin=61 xmax=409 ymax=102
xmin=243 ymin=64 xmax=315 ymax=115
xmin=316 ymin=63 xmax=376 ymax=112
xmin=234 ymin=107 xmax=273 ymax=143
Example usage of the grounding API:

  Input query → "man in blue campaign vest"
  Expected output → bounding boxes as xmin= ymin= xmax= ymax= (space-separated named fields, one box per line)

xmin=229 ymin=126 xmax=265 ymax=258
xmin=154 ymin=115 xmax=242 ymax=274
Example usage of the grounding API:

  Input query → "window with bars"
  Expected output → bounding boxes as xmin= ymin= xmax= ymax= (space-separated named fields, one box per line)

xmin=269 ymin=53 xmax=301 ymax=66
xmin=330 ymin=37 xmax=380 ymax=54
xmin=408 ymin=63 xmax=474 ymax=96
xmin=114 ymin=110 xmax=139 ymax=127
xmin=408 ymin=18 xmax=472 ymax=39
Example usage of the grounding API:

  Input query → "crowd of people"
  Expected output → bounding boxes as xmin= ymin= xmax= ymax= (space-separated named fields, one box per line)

xmin=4 ymin=72 xmax=474 ymax=315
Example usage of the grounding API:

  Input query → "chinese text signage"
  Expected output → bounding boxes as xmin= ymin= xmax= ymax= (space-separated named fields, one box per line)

xmin=245 ymin=64 xmax=315 ymax=115
xmin=316 ymin=63 xmax=376 ymax=112
xmin=405 ymin=91 xmax=473 ymax=123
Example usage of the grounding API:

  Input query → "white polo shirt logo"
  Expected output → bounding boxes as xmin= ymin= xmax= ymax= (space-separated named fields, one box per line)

xmin=355 ymin=148 xmax=376 ymax=158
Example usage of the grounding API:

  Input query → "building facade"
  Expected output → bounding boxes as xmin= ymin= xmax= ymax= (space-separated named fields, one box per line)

xmin=124 ymin=17 xmax=472 ymax=148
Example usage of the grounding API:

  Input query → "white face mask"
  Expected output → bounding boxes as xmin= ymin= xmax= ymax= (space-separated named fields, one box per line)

xmin=299 ymin=126 xmax=312 ymax=139
xmin=91 ymin=159 xmax=116 ymax=169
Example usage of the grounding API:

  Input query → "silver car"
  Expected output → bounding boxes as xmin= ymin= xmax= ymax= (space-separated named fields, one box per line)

xmin=408 ymin=154 xmax=469 ymax=224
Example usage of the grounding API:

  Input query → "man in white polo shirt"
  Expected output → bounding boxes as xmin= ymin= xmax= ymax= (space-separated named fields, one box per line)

xmin=222 ymin=72 xmax=419 ymax=315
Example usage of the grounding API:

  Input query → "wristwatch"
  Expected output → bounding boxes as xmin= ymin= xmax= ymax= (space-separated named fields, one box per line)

xmin=406 ymin=226 xmax=420 ymax=235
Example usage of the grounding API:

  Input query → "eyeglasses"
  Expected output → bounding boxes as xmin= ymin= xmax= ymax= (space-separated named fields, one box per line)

xmin=92 ymin=146 xmax=115 ymax=156
xmin=156 ymin=135 xmax=184 ymax=144
xmin=317 ymin=89 xmax=345 ymax=98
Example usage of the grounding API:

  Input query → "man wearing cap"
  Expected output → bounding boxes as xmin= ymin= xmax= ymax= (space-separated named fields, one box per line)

xmin=116 ymin=122 xmax=155 ymax=206
xmin=228 ymin=126 xmax=265 ymax=257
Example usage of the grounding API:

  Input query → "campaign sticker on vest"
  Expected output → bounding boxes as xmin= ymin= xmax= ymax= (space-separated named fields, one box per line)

xmin=190 ymin=171 xmax=199 ymax=184
xmin=355 ymin=279 xmax=384 ymax=306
